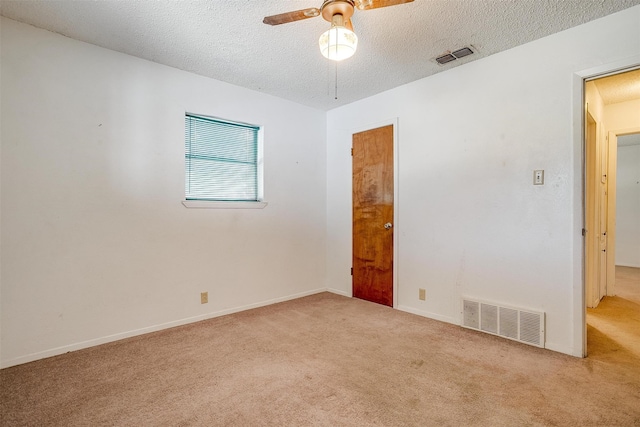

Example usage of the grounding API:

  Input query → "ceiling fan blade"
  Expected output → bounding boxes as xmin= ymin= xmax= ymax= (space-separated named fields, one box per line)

xmin=357 ymin=0 xmax=414 ymax=10
xmin=263 ymin=8 xmax=320 ymax=25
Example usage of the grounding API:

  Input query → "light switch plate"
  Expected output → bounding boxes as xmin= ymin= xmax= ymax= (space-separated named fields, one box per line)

xmin=533 ymin=170 xmax=544 ymax=185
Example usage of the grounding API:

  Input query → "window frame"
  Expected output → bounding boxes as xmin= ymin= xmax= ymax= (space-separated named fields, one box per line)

xmin=182 ymin=113 xmax=266 ymax=209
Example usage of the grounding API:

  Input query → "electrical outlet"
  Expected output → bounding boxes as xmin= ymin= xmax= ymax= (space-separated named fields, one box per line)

xmin=419 ymin=288 xmax=426 ymax=301
xmin=201 ymin=292 xmax=208 ymax=304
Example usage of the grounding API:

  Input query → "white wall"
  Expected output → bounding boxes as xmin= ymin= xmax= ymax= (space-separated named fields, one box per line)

xmin=604 ymin=99 xmax=640 ymax=131
xmin=616 ymin=143 xmax=640 ymax=267
xmin=326 ymin=6 xmax=640 ymax=356
xmin=0 ymin=18 xmax=327 ymax=367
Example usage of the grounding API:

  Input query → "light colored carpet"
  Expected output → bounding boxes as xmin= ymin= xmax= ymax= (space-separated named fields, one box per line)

xmin=2 ymin=269 xmax=639 ymax=426
xmin=587 ymin=265 xmax=640 ymax=363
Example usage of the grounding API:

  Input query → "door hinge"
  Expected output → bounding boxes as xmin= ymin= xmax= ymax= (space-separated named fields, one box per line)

xmin=351 ymin=147 xmax=353 ymax=156
xmin=582 ymin=228 xmax=586 ymax=236
xmin=350 ymin=267 xmax=353 ymax=275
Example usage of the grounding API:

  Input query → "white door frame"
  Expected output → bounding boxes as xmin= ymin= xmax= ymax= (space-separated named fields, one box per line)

xmin=584 ymin=107 xmax=599 ymax=308
xmin=573 ymin=56 xmax=640 ymax=357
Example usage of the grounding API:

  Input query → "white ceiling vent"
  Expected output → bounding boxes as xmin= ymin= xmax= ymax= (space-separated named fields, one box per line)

xmin=461 ymin=297 xmax=545 ymax=348
xmin=435 ymin=46 xmax=475 ymax=65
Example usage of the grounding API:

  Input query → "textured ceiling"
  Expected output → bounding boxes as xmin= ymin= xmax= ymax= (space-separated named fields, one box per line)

xmin=593 ymin=68 xmax=640 ymax=146
xmin=1 ymin=0 xmax=639 ymax=110
xmin=592 ymin=68 xmax=640 ymax=105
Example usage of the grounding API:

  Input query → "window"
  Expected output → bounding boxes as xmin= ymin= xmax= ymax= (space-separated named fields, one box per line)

xmin=184 ymin=114 xmax=261 ymax=202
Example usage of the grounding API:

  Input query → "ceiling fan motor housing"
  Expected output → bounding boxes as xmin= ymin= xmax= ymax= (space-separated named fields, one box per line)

xmin=321 ymin=0 xmax=355 ymax=22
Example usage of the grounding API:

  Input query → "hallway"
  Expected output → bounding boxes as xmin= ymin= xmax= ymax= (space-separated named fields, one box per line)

xmin=587 ymin=266 xmax=640 ymax=362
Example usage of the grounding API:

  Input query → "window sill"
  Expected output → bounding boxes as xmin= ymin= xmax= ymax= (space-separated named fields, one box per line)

xmin=182 ymin=200 xmax=268 ymax=209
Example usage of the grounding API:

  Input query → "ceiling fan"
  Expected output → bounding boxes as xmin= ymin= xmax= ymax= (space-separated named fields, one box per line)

xmin=263 ymin=0 xmax=414 ymax=61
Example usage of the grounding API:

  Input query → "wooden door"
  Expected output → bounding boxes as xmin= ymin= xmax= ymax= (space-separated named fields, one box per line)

xmin=352 ymin=125 xmax=394 ymax=307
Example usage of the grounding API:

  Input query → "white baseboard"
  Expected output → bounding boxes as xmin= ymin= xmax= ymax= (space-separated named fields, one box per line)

xmin=397 ymin=305 xmax=458 ymax=325
xmin=616 ymin=263 xmax=640 ymax=269
xmin=326 ymin=287 xmax=351 ymax=297
xmin=544 ymin=341 xmax=579 ymax=357
xmin=397 ymin=305 xmax=576 ymax=357
xmin=3 ymin=290 xmax=581 ymax=367
xmin=1 ymin=288 xmax=327 ymax=369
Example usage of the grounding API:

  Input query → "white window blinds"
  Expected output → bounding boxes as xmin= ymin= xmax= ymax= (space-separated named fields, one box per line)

xmin=185 ymin=114 xmax=259 ymax=201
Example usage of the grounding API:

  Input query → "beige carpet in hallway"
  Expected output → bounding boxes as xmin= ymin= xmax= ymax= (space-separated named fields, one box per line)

xmin=587 ymin=265 xmax=640 ymax=363
xmin=2 ymin=275 xmax=640 ymax=426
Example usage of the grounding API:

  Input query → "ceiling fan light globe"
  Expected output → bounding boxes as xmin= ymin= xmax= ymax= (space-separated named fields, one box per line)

xmin=319 ymin=26 xmax=358 ymax=61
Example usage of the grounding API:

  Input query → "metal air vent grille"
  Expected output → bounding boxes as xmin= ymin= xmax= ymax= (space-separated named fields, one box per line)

xmin=435 ymin=46 xmax=475 ymax=65
xmin=461 ymin=297 xmax=545 ymax=348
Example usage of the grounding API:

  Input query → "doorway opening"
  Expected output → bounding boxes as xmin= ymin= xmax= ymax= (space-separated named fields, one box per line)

xmin=583 ymin=68 xmax=640 ymax=358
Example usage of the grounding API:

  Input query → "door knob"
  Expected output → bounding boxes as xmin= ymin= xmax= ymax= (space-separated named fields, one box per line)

xmin=384 ymin=222 xmax=393 ymax=230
